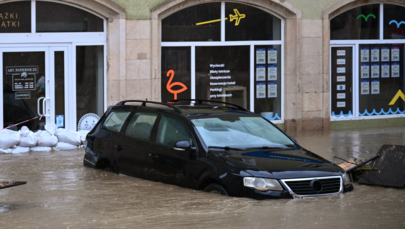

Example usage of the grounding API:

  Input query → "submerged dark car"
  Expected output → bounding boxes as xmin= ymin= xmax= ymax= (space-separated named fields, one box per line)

xmin=84 ymin=100 xmax=353 ymax=199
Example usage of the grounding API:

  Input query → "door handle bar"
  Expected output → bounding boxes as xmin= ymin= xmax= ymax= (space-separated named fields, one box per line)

xmin=42 ymin=97 xmax=50 ymax=120
xmin=37 ymin=97 xmax=45 ymax=116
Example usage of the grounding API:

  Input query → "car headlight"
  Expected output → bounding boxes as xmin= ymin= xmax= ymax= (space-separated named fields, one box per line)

xmin=243 ymin=177 xmax=283 ymax=191
xmin=342 ymin=173 xmax=351 ymax=186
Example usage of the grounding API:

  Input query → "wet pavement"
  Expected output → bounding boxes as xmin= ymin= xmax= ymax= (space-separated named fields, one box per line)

xmin=1 ymin=126 xmax=405 ymax=228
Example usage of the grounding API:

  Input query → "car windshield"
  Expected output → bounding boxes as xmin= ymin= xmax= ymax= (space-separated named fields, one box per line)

xmin=191 ymin=115 xmax=296 ymax=150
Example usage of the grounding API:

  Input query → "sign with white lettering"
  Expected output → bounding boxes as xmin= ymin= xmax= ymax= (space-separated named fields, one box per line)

xmin=371 ymin=64 xmax=379 ymax=78
xmin=15 ymin=91 xmax=31 ymax=99
xmin=256 ymin=65 xmax=266 ymax=81
xmin=361 ymin=64 xmax=369 ymax=78
xmin=256 ymin=48 xmax=266 ymax=64
xmin=268 ymin=82 xmax=277 ymax=98
xmin=12 ymin=72 xmax=36 ymax=91
xmin=371 ymin=47 xmax=379 ymax=62
xmin=256 ymin=83 xmax=266 ymax=99
xmin=267 ymin=48 xmax=277 ymax=64
xmin=361 ymin=80 xmax=370 ymax=95
xmin=361 ymin=48 xmax=369 ymax=62
xmin=381 ymin=47 xmax=390 ymax=62
xmin=371 ymin=79 xmax=380 ymax=95
xmin=268 ymin=65 xmax=277 ymax=81
xmin=381 ymin=63 xmax=390 ymax=78
xmin=392 ymin=63 xmax=400 ymax=78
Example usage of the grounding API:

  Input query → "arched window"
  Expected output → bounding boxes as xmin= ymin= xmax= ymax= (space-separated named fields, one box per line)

xmin=330 ymin=4 xmax=405 ymax=120
xmin=161 ymin=2 xmax=284 ymax=122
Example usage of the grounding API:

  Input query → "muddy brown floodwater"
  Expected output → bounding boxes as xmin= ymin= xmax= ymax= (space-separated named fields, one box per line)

xmin=1 ymin=126 xmax=405 ymax=228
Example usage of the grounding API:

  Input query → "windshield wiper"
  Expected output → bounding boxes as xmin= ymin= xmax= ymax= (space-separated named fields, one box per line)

xmin=245 ymin=145 xmax=289 ymax=150
xmin=208 ymin=146 xmax=245 ymax=151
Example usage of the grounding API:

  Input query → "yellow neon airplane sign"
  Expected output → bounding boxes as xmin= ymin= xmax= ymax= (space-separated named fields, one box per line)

xmin=196 ymin=9 xmax=246 ymax=26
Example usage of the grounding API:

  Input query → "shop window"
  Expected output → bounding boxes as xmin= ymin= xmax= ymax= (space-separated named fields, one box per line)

xmin=76 ymin=46 xmax=104 ymax=125
xmin=36 ymin=1 xmax=103 ymax=32
xmin=162 ymin=3 xmax=221 ymax=42
xmin=161 ymin=2 xmax=283 ymax=121
xmin=0 ymin=1 xmax=31 ymax=33
xmin=330 ymin=4 xmax=379 ymax=40
xmin=331 ymin=4 xmax=405 ymax=120
xmin=384 ymin=4 xmax=405 ymax=39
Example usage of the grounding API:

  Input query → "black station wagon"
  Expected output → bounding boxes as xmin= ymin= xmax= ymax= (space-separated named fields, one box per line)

xmin=84 ymin=100 xmax=353 ymax=199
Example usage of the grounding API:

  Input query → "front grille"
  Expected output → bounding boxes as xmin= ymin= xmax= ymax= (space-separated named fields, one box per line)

xmin=283 ymin=178 xmax=341 ymax=195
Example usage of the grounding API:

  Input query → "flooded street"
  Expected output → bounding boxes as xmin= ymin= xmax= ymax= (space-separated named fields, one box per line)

xmin=1 ymin=126 xmax=405 ymax=228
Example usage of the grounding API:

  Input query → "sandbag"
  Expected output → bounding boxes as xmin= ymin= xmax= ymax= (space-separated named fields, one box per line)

xmin=18 ymin=126 xmax=37 ymax=147
xmin=55 ymin=129 xmax=81 ymax=146
xmin=36 ymin=130 xmax=58 ymax=147
xmin=78 ymin=130 xmax=90 ymax=145
xmin=0 ymin=129 xmax=21 ymax=149
xmin=45 ymin=123 xmax=57 ymax=135
xmin=30 ymin=146 xmax=52 ymax=152
xmin=0 ymin=148 xmax=12 ymax=154
xmin=12 ymin=146 xmax=30 ymax=154
xmin=53 ymin=142 xmax=78 ymax=151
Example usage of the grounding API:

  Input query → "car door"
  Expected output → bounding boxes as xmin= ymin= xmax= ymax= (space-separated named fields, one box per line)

xmin=115 ymin=112 xmax=159 ymax=178
xmin=148 ymin=115 xmax=196 ymax=187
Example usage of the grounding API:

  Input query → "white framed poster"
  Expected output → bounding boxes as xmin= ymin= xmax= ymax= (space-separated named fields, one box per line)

xmin=371 ymin=64 xmax=380 ymax=78
xmin=256 ymin=83 xmax=266 ymax=99
xmin=256 ymin=48 xmax=266 ymax=64
xmin=337 ymin=84 xmax=346 ymax=91
xmin=371 ymin=79 xmax=380 ymax=95
xmin=267 ymin=48 xmax=277 ymax=64
xmin=361 ymin=47 xmax=369 ymax=62
xmin=381 ymin=47 xmax=390 ymax=62
xmin=337 ymin=102 xmax=346 ymax=108
xmin=392 ymin=47 xmax=400 ymax=62
xmin=337 ymin=93 xmax=346 ymax=99
xmin=337 ymin=76 xmax=346 ymax=82
xmin=256 ymin=65 xmax=266 ymax=81
xmin=361 ymin=80 xmax=370 ymax=95
xmin=337 ymin=50 xmax=346 ymax=56
xmin=371 ymin=47 xmax=379 ymax=62
xmin=392 ymin=63 xmax=400 ymax=78
xmin=337 ymin=59 xmax=346 ymax=65
xmin=268 ymin=65 xmax=277 ymax=81
xmin=337 ymin=67 xmax=346 ymax=73
xmin=381 ymin=63 xmax=390 ymax=78
xmin=361 ymin=64 xmax=369 ymax=78
xmin=268 ymin=82 xmax=277 ymax=98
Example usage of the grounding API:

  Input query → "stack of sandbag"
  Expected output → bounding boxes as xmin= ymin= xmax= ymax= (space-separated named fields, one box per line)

xmin=54 ymin=128 xmax=82 ymax=151
xmin=78 ymin=130 xmax=90 ymax=146
xmin=12 ymin=126 xmax=37 ymax=154
xmin=0 ymin=129 xmax=21 ymax=154
xmin=31 ymin=124 xmax=58 ymax=152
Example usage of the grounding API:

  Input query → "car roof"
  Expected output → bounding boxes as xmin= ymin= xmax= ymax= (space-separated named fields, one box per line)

xmin=112 ymin=100 xmax=257 ymax=119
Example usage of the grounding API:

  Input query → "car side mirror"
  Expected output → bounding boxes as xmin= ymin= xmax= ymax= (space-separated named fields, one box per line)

xmin=174 ymin=140 xmax=191 ymax=151
xmin=289 ymin=136 xmax=298 ymax=144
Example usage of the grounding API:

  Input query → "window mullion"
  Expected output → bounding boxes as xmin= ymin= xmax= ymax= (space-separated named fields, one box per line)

xmin=379 ymin=3 xmax=384 ymax=40
xmin=32 ymin=0 xmax=36 ymax=33
xmin=221 ymin=2 xmax=225 ymax=42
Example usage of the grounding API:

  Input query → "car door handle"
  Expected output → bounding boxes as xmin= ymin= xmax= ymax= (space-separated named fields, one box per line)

xmin=149 ymin=154 xmax=159 ymax=160
xmin=116 ymin=145 xmax=124 ymax=151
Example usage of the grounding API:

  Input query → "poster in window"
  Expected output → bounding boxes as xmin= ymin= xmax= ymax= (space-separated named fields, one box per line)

xmin=361 ymin=48 xmax=369 ymax=62
xmin=268 ymin=82 xmax=277 ymax=98
xmin=392 ymin=47 xmax=400 ymax=62
xmin=256 ymin=48 xmax=266 ymax=64
xmin=361 ymin=80 xmax=370 ymax=95
xmin=337 ymin=67 xmax=346 ymax=73
xmin=371 ymin=79 xmax=380 ymax=95
xmin=267 ymin=48 xmax=277 ymax=64
xmin=381 ymin=63 xmax=390 ymax=78
xmin=337 ymin=59 xmax=346 ymax=65
xmin=337 ymin=93 xmax=346 ymax=99
xmin=256 ymin=65 xmax=266 ymax=81
xmin=337 ymin=84 xmax=346 ymax=91
xmin=337 ymin=50 xmax=346 ymax=56
xmin=371 ymin=64 xmax=379 ymax=78
xmin=337 ymin=76 xmax=346 ymax=82
xmin=371 ymin=47 xmax=379 ymax=62
xmin=337 ymin=102 xmax=346 ymax=108
xmin=381 ymin=47 xmax=390 ymax=62
xmin=256 ymin=83 xmax=266 ymax=99
xmin=268 ymin=65 xmax=277 ymax=81
xmin=392 ymin=63 xmax=400 ymax=78
xmin=361 ymin=64 xmax=369 ymax=78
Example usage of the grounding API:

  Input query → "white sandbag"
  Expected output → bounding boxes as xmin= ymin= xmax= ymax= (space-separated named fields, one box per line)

xmin=0 ymin=129 xmax=21 ymax=149
xmin=36 ymin=130 xmax=58 ymax=147
xmin=77 ymin=130 xmax=90 ymax=145
xmin=53 ymin=142 xmax=78 ymax=151
xmin=45 ymin=123 xmax=57 ymax=135
xmin=18 ymin=126 xmax=37 ymax=147
xmin=55 ymin=129 xmax=81 ymax=146
xmin=11 ymin=146 xmax=30 ymax=154
xmin=0 ymin=148 xmax=12 ymax=154
xmin=30 ymin=146 xmax=52 ymax=152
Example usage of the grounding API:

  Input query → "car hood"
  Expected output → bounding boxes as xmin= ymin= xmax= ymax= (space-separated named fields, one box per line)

xmin=207 ymin=147 xmax=344 ymax=179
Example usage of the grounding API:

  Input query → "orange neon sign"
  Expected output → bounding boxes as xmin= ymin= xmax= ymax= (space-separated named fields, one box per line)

xmin=166 ymin=70 xmax=188 ymax=100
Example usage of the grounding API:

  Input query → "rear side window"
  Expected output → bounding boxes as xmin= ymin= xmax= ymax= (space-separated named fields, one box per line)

xmin=102 ymin=111 xmax=131 ymax=133
xmin=125 ymin=113 xmax=158 ymax=141
xmin=156 ymin=116 xmax=193 ymax=147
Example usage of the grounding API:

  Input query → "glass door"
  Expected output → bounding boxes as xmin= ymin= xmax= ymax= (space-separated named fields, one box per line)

xmin=0 ymin=46 xmax=69 ymax=131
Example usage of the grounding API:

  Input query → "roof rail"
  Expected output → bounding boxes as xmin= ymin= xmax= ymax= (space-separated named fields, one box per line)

xmin=169 ymin=99 xmax=249 ymax=112
xmin=116 ymin=100 xmax=183 ymax=114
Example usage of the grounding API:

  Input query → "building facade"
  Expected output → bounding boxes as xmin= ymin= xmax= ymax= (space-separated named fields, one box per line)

xmin=0 ymin=0 xmax=404 ymax=132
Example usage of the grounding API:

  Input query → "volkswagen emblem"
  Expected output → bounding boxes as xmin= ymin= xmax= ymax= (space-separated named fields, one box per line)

xmin=310 ymin=179 xmax=323 ymax=193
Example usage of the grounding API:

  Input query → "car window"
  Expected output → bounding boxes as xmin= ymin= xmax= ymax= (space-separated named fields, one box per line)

xmin=125 ymin=113 xmax=158 ymax=141
xmin=156 ymin=116 xmax=193 ymax=147
xmin=102 ymin=111 xmax=131 ymax=133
